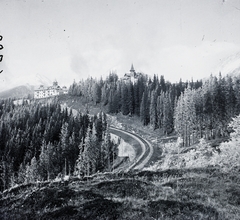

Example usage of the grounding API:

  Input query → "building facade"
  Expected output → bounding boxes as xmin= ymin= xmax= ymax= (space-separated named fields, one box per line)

xmin=34 ymin=80 xmax=68 ymax=99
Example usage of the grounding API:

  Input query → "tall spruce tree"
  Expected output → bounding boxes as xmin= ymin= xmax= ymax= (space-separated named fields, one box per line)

xmin=140 ymin=90 xmax=150 ymax=126
xmin=150 ymin=90 xmax=158 ymax=129
xmin=128 ymin=82 xmax=134 ymax=115
xmin=25 ymin=156 xmax=38 ymax=183
xmin=121 ymin=83 xmax=129 ymax=115
xmin=174 ymin=87 xmax=197 ymax=146
xmin=163 ymin=92 xmax=173 ymax=134
xmin=93 ymin=82 xmax=101 ymax=105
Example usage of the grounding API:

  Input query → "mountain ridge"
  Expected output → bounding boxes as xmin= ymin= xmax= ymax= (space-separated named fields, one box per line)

xmin=0 ymin=84 xmax=34 ymax=99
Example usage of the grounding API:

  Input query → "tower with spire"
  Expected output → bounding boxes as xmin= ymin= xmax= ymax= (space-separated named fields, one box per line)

xmin=123 ymin=64 xmax=140 ymax=84
xmin=130 ymin=64 xmax=135 ymax=75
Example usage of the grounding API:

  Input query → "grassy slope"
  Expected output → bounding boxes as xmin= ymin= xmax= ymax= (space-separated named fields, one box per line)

xmin=1 ymin=168 xmax=239 ymax=219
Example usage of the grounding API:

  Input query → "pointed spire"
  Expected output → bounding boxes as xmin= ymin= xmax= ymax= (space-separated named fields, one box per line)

xmin=130 ymin=63 xmax=135 ymax=73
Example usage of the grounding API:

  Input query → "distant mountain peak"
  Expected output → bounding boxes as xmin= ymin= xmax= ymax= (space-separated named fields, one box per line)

xmin=217 ymin=52 xmax=240 ymax=76
xmin=0 ymin=85 xmax=34 ymax=99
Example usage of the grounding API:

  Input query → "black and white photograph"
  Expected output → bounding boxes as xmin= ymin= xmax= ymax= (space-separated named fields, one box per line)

xmin=0 ymin=0 xmax=240 ymax=219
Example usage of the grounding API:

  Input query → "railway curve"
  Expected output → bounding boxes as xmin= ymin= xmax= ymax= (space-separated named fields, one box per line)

xmin=109 ymin=127 xmax=154 ymax=172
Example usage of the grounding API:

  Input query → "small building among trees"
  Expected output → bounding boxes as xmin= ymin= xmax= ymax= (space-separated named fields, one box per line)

xmin=123 ymin=64 xmax=141 ymax=84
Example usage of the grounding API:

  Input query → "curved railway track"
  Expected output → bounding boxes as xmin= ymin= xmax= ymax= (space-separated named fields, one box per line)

xmin=110 ymin=127 xmax=154 ymax=172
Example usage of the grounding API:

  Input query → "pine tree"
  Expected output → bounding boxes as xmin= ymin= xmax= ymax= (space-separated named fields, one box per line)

xmin=159 ymin=75 xmax=166 ymax=92
xmin=101 ymin=128 xmax=115 ymax=171
xmin=101 ymin=82 xmax=109 ymax=106
xmin=81 ymin=126 xmax=97 ymax=176
xmin=174 ymin=87 xmax=197 ymax=146
xmin=140 ymin=91 xmax=149 ymax=126
xmin=194 ymin=87 xmax=204 ymax=139
xmin=0 ymin=157 xmax=14 ymax=190
xmin=60 ymin=122 xmax=70 ymax=175
xmin=38 ymin=142 xmax=56 ymax=180
xmin=75 ymin=140 xmax=84 ymax=177
xmin=163 ymin=92 xmax=173 ymax=134
xmin=233 ymin=76 xmax=240 ymax=115
xmin=174 ymin=94 xmax=184 ymax=142
xmin=25 ymin=156 xmax=38 ymax=183
xmin=68 ymin=132 xmax=78 ymax=174
xmin=93 ymin=82 xmax=101 ymax=105
xmin=108 ymin=89 xmax=115 ymax=113
xmin=213 ymin=73 xmax=227 ymax=137
xmin=225 ymin=75 xmax=236 ymax=119
xmin=157 ymin=92 xmax=164 ymax=130
xmin=95 ymin=113 xmax=103 ymax=142
xmin=149 ymin=90 xmax=158 ymax=129
xmin=17 ymin=163 xmax=26 ymax=184
xmin=127 ymin=82 xmax=134 ymax=115
xmin=184 ymin=87 xmax=197 ymax=146
xmin=121 ymin=83 xmax=129 ymax=115
xmin=133 ymin=82 xmax=140 ymax=116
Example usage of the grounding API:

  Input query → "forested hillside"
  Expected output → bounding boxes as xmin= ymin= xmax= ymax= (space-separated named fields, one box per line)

xmin=68 ymin=72 xmax=240 ymax=146
xmin=0 ymin=99 xmax=117 ymax=191
xmin=1 ymin=72 xmax=240 ymax=219
xmin=2 ymin=71 xmax=239 ymax=191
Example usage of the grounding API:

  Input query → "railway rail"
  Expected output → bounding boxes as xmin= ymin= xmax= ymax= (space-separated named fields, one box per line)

xmin=110 ymin=127 xmax=154 ymax=172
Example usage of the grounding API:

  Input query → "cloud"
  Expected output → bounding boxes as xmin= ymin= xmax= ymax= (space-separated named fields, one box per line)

xmin=1 ymin=0 xmax=240 ymax=90
xmin=154 ymin=41 xmax=240 ymax=82
xmin=70 ymin=52 xmax=89 ymax=76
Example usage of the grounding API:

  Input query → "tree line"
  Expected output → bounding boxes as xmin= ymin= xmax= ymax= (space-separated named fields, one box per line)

xmin=0 ymin=99 xmax=117 ymax=191
xmin=175 ymin=73 xmax=240 ymax=146
xmin=69 ymin=72 xmax=240 ymax=146
xmin=68 ymin=72 xmax=201 ymax=134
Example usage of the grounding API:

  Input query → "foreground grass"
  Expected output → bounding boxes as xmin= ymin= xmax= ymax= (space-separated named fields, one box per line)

xmin=1 ymin=167 xmax=239 ymax=219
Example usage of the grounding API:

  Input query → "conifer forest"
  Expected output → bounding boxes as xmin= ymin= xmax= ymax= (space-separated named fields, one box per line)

xmin=0 ymin=99 xmax=117 ymax=191
xmin=1 ymin=72 xmax=240 ymax=190
xmin=69 ymin=72 xmax=240 ymax=146
xmin=1 ymin=72 xmax=240 ymax=219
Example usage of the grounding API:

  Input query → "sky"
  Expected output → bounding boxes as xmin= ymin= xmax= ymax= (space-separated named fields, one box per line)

xmin=0 ymin=0 xmax=240 ymax=91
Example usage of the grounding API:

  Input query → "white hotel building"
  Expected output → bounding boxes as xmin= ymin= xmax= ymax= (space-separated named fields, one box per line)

xmin=34 ymin=80 xmax=68 ymax=99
